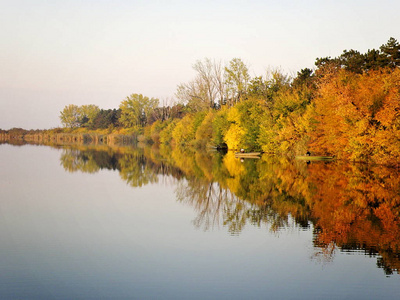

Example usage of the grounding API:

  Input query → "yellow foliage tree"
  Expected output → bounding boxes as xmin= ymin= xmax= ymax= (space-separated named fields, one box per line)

xmin=195 ymin=110 xmax=215 ymax=147
xmin=224 ymin=107 xmax=244 ymax=150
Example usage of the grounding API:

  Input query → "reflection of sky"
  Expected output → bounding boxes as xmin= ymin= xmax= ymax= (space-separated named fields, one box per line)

xmin=0 ymin=144 xmax=399 ymax=299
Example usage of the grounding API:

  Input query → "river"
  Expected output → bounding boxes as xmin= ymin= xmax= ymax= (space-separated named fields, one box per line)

xmin=0 ymin=142 xmax=399 ymax=299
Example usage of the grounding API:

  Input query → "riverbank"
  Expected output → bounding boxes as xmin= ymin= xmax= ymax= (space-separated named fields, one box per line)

xmin=0 ymin=129 xmax=136 ymax=146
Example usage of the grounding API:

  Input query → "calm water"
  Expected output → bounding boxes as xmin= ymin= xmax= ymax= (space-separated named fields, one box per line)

xmin=1 ymin=143 xmax=400 ymax=299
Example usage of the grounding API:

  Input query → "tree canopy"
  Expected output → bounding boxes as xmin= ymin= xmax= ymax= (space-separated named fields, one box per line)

xmin=60 ymin=104 xmax=99 ymax=128
xmin=119 ymin=94 xmax=159 ymax=129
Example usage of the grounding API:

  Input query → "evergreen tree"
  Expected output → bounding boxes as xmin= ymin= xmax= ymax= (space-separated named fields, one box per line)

xmin=380 ymin=37 xmax=400 ymax=68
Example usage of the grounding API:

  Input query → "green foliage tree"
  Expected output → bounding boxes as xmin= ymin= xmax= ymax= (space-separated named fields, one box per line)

xmin=339 ymin=49 xmax=366 ymax=73
xmin=212 ymin=108 xmax=230 ymax=148
xmin=60 ymin=104 xmax=81 ymax=128
xmin=79 ymin=104 xmax=100 ymax=127
xmin=224 ymin=58 xmax=250 ymax=105
xmin=223 ymin=99 xmax=268 ymax=151
xmin=292 ymin=68 xmax=314 ymax=88
xmin=364 ymin=49 xmax=383 ymax=70
xmin=264 ymin=87 xmax=313 ymax=154
xmin=159 ymin=119 xmax=178 ymax=145
xmin=247 ymin=76 xmax=269 ymax=100
xmin=92 ymin=109 xmax=121 ymax=129
xmin=60 ymin=104 xmax=100 ymax=128
xmin=172 ymin=111 xmax=207 ymax=147
xmin=380 ymin=37 xmax=400 ymax=68
xmin=315 ymin=37 xmax=400 ymax=73
xmin=119 ymin=94 xmax=159 ymax=128
xmin=264 ymin=69 xmax=291 ymax=102
xmin=195 ymin=111 xmax=215 ymax=147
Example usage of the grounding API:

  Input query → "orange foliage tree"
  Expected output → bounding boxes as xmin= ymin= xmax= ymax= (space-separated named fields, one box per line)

xmin=309 ymin=68 xmax=400 ymax=165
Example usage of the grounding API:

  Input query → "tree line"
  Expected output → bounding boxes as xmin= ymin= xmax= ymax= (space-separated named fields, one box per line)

xmin=59 ymin=37 xmax=400 ymax=165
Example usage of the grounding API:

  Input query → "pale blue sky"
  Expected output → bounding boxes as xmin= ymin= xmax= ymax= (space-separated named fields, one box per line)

xmin=1 ymin=0 xmax=399 ymax=129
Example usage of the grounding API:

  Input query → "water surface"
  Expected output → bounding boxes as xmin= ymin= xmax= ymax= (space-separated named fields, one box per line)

xmin=1 ymin=143 xmax=399 ymax=299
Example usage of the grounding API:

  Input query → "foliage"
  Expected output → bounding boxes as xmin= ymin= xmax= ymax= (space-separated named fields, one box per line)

xmin=247 ymin=76 xmax=269 ymax=100
xmin=92 ymin=109 xmax=121 ymax=129
xmin=380 ymin=37 xmax=400 ymax=68
xmin=172 ymin=114 xmax=196 ymax=146
xmin=59 ymin=104 xmax=101 ymax=128
xmin=51 ymin=37 xmax=400 ymax=166
xmin=315 ymin=37 xmax=400 ymax=73
xmin=268 ymin=87 xmax=313 ymax=155
xmin=79 ymin=105 xmax=100 ymax=128
xmin=264 ymin=68 xmax=291 ymax=101
xmin=195 ymin=110 xmax=215 ymax=147
xmin=309 ymin=68 xmax=400 ymax=164
xmin=212 ymin=108 xmax=230 ymax=148
xmin=119 ymin=94 xmax=159 ymax=128
xmin=224 ymin=107 xmax=244 ymax=150
xmin=236 ymin=98 xmax=268 ymax=151
xmin=159 ymin=119 xmax=178 ymax=145
xmin=172 ymin=111 xmax=207 ymax=147
xmin=224 ymin=58 xmax=250 ymax=105
xmin=292 ymin=68 xmax=315 ymax=88
xmin=148 ymin=119 xmax=169 ymax=143
xmin=223 ymin=98 xmax=269 ymax=151
xmin=60 ymin=104 xmax=82 ymax=128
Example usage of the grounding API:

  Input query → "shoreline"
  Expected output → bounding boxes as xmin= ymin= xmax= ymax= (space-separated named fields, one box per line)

xmin=0 ymin=130 xmax=136 ymax=146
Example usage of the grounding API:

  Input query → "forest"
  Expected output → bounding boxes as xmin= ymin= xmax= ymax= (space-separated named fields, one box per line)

xmin=3 ymin=37 xmax=400 ymax=166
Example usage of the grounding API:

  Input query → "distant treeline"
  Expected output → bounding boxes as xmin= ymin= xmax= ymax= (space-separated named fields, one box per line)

xmin=3 ymin=37 xmax=400 ymax=166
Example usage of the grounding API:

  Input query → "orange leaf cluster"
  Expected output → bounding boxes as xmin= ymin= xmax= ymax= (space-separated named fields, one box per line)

xmin=309 ymin=68 xmax=400 ymax=165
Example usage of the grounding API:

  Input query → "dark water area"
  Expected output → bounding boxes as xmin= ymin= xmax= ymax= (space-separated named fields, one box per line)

xmin=1 ymin=142 xmax=400 ymax=299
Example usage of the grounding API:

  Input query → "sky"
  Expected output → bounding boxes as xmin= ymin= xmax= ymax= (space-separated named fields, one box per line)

xmin=1 ymin=0 xmax=400 ymax=129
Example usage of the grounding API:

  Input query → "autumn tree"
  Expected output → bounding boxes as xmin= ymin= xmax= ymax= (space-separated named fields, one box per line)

xmin=60 ymin=104 xmax=81 ymax=128
xmin=195 ymin=110 xmax=216 ymax=148
xmin=59 ymin=104 xmax=100 ymax=128
xmin=309 ymin=68 xmax=400 ymax=164
xmin=119 ymin=94 xmax=159 ymax=128
xmin=267 ymin=86 xmax=314 ymax=154
xmin=176 ymin=58 xmax=225 ymax=112
xmin=224 ymin=58 xmax=250 ymax=105
xmin=247 ymin=76 xmax=269 ymax=100
xmin=224 ymin=98 xmax=268 ymax=151
xmin=264 ymin=68 xmax=291 ymax=102
xmin=79 ymin=104 xmax=100 ymax=128
xmin=172 ymin=112 xmax=207 ymax=146
xmin=212 ymin=108 xmax=230 ymax=148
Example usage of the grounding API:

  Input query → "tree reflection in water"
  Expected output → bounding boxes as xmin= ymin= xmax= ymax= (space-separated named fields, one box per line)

xmin=58 ymin=143 xmax=400 ymax=275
